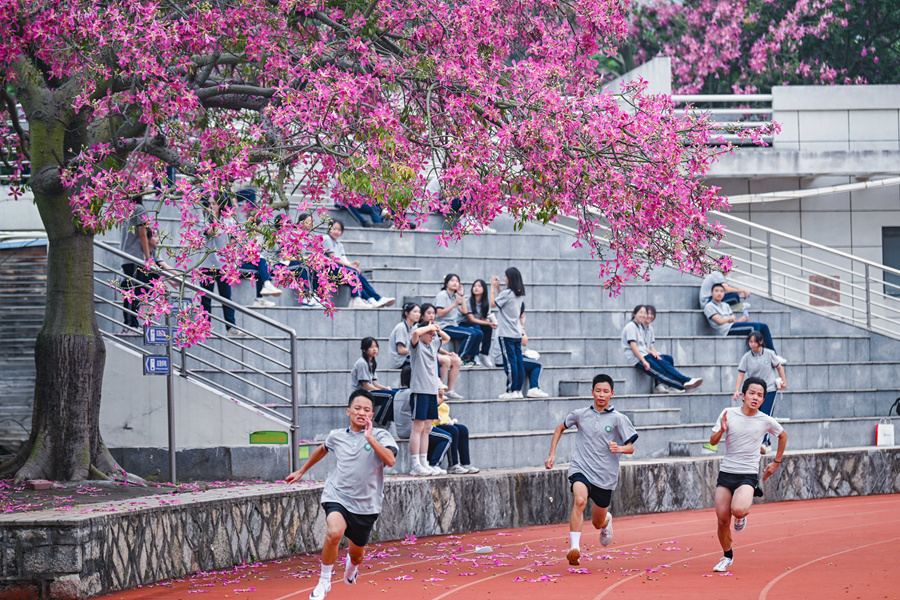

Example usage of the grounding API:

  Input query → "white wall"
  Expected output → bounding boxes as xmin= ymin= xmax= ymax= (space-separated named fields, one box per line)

xmin=100 ymin=341 xmax=289 ymax=448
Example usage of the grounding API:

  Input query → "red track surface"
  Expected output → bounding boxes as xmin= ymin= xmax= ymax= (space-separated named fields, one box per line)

xmin=104 ymin=494 xmax=900 ymax=600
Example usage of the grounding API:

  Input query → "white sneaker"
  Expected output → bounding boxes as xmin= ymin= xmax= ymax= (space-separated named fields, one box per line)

xmin=261 ymin=280 xmax=282 ymax=297
xmin=445 ymin=389 xmax=464 ymax=400
xmin=343 ymin=554 xmax=358 ymax=585
xmin=226 ymin=328 xmax=248 ymax=338
xmin=349 ymin=297 xmax=372 ymax=309
xmin=734 ymin=516 xmax=747 ymax=532
xmin=653 ymin=383 xmax=669 ymax=394
xmin=439 ymin=382 xmax=449 ymax=391
xmin=513 ymin=390 xmax=524 ymax=399
xmin=304 ymin=297 xmax=324 ymax=308
xmin=252 ymin=297 xmax=275 ymax=308
xmin=713 ymin=556 xmax=733 ymax=572
xmin=448 ymin=464 xmax=469 ymax=474
xmin=463 ymin=464 xmax=479 ymax=474
xmin=600 ymin=514 xmax=613 ymax=547
xmin=366 ymin=297 xmax=379 ymax=306
xmin=475 ymin=354 xmax=494 ymax=368
xmin=668 ymin=386 xmax=686 ymax=394
xmin=683 ymin=378 xmax=703 ymax=390
xmin=498 ymin=392 xmax=517 ymax=399
xmin=409 ymin=463 xmax=431 ymax=477
xmin=310 ymin=577 xmax=331 ymax=600
xmin=429 ymin=465 xmax=447 ymax=475
xmin=374 ymin=297 xmax=395 ymax=308
xmin=526 ymin=388 xmax=549 ymax=398
xmin=775 ymin=355 xmax=788 ymax=365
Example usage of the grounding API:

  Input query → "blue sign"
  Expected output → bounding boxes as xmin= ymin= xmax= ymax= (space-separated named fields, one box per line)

xmin=144 ymin=326 xmax=170 ymax=345
xmin=143 ymin=355 xmax=170 ymax=375
xmin=169 ymin=298 xmax=193 ymax=312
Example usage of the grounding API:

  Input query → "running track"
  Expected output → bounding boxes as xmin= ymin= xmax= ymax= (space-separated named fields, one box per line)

xmin=105 ymin=494 xmax=900 ymax=600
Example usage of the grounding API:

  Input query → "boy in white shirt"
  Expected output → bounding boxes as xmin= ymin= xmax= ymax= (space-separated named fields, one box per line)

xmin=709 ymin=376 xmax=788 ymax=573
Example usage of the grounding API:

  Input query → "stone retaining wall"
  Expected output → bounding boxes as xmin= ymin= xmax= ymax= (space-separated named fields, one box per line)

xmin=1 ymin=447 xmax=898 ymax=599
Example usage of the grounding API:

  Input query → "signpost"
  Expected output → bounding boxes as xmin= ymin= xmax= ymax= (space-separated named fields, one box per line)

xmin=141 ymin=298 xmax=186 ymax=483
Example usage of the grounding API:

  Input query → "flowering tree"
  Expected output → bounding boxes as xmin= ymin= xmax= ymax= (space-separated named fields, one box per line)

xmin=0 ymin=0 xmax=735 ymax=482
xmin=625 ymin=0 xmax=900 ymax=95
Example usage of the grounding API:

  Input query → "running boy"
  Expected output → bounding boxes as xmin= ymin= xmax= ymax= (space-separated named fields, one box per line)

xmin=709 ymin=376 xmax=788 ymax=573
xmin=285 ymin=390 xmax=398 ymax=600
xmin=545 ymin=374 xmax=638 ymax=565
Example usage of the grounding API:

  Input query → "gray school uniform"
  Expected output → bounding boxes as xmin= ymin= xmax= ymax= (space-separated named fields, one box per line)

xmin=621 ymin=320 xmax=653 ymax=366
xmin=388 ymin=321 xmax=412 ymax=368
xmin=434 ymin=289 xmax=464 ymax=328
xmin=704 ymin=300 xmax=734 ymax=335
xmin=120 ymin=204 xmax=149 ymax=264
xmin=409 ymin=335 xmax=441 ymax=395
xmin=320 ymin=427 xmax=398 ymax=515
xmin=565 ymin=406 xmax=638 ymax=490
xmin=322 ymin=235 xmax=348 ymax=261
xmin=738 ymin=348 xmax=780 ymax=391
xmin=198 ymin=217 xmax=232 ymax=270
xmin=494 ymin=289 xmax=523 ymax=339
xmin=699 ymin=272 xmax=728 ymax=307
xmin=392 ymin=388 xmax=413 ymax=439
xmin=350 ymin=357 xmax=376 ymax=391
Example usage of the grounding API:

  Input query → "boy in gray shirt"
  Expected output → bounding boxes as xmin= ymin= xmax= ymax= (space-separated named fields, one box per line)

xmin=545 ymin=374 xmax=638 ymax=566
xmin=286 ymin=390 xmax=398 ymax=600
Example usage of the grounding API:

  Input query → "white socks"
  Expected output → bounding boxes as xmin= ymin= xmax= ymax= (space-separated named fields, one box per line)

xmin=416 ymin=454 xmax=429 ymax=468
xmin=570 ymin=532 xmax=581 ymax=550
xmin=321 ymin=563 xmax=333 ymax=579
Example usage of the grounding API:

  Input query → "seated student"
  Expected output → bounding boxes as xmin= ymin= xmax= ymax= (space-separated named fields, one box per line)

xmin=232 ymin=195 xmax=282 ymax=308
xmin=428 ymin=394 xmax=479 ymax=474
xmin=350 ymin=338 xmax=396 ymax=425
xmin=704 ymin=284 xmax=785 ymax=361
xmin=520 ymin=310 xmax=549 ymax=398
xmin=393 ymin=366 xmax=452 ymax=476
xmin=623 ymin=305 xmax=702 ymax=393
xmin=277 ymin=212 xmax=323 ymax=308
xmin=699 ymin=271 xmax=750 ymax=308
xmin=335 ymin=200 xmax=390 ymax=228
xmin=463 ymin=279 xmax=497 ymax=368
xmin=733 ymin=331 xmax=787 ymax=454
xmin=388 ymin=303 xmax=421 ymax=369
xmin=322 ymin=220 xmax=395 ymax=309
xmin=434 ymin=273 xmax=483 ymax=368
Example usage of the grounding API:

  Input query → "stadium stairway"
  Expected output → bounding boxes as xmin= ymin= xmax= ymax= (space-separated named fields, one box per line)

xmin=87 ymin=204 xmax=900 ymax=474
xmin=0 ymin=242 xmax=46 ymax=454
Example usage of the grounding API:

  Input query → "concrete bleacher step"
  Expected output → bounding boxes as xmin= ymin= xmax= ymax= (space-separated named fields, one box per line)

xmin=667 ymin=440 xmax=719 ymax=457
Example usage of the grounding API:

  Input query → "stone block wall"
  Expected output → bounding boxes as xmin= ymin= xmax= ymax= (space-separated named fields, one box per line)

xmin=1 ymin=447 xmax=898 ymax=599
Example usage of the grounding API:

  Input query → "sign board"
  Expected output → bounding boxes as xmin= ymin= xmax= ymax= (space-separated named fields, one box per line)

xmin=144 ymin=326 xmax=170 ymax=345
xmin=249 ymin=431 xmax=289 ymax=445
xmin=169 ymin=298 xmax=193 ymax=311
xmin=143 ymin=355 xmax=170 ymax=375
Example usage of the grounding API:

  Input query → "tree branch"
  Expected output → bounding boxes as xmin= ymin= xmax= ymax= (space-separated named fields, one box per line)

xmin=196 ymin=83 xmax=276 ymax=101
xmin=0 ymin=86 xmax=30 ymax=160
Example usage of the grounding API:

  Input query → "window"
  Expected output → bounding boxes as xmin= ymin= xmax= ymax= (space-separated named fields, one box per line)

xmin=883 ymin=227 xmax=900 ymax=296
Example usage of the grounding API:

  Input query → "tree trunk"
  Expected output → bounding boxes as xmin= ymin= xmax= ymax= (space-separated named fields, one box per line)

xmin=0 ymin=100 xmax=127 ymax=483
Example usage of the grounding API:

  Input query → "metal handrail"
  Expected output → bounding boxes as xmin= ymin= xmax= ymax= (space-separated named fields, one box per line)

xmin=93 ymin=240 xmax=302 ymax=470
xmin=546 ymin=208 xmax=900 ymax=340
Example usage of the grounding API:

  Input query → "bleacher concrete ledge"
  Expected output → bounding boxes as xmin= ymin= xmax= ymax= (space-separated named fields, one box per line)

xmin=1 ymin=446 xmax=898 ymax=599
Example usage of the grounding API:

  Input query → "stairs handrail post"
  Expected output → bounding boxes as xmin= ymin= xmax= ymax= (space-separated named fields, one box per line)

xmin=289 ymin=331 xmax=300 ymax=472
xmin=865 ymin=263 xmax=872 ymax=329
xmin=766 ymin=232 xmax=773 ymax=298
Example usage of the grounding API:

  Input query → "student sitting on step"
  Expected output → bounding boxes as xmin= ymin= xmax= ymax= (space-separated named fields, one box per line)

xmin=704 ymin=284 xmax=785 ymax=363
xmin=433 ymin=273 xmax=483 ymax=368
xmin=322 ymin=219 xmax=395 ymax=309
xmin=350 ymin=337 xmax=397 ymax=426
xmin=623 ymin=305 xmax=702 ymax=393
xmin=699 ymin=271 xmax=751 ymax=308
xmin=428 ymin=392 xmax=479 ymax=474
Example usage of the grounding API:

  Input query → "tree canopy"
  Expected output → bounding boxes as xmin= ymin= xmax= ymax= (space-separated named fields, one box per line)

xmin=623 ymin=0 xmax=900 ymax=94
